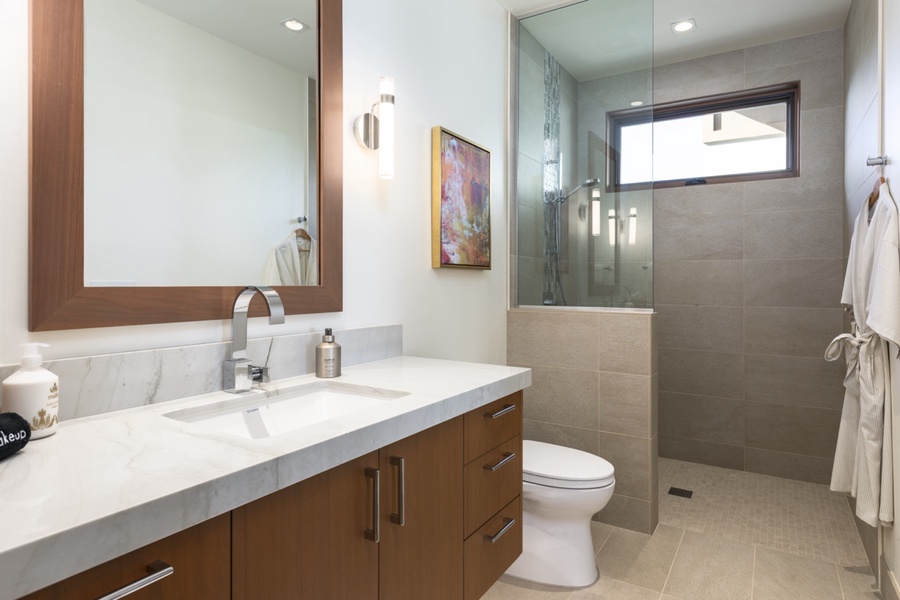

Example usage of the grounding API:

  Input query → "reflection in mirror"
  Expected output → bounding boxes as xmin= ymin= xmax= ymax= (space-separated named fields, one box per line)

xmin=83 ymin=0 xmax=319 ymax=286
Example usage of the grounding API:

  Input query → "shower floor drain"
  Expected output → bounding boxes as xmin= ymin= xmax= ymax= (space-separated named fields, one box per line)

xmin=668 ymin=486 xmax=694 ymax=499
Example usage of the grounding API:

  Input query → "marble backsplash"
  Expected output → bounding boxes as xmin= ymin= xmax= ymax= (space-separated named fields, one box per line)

xmin=0 ymin=325 xmax=402 ymax=421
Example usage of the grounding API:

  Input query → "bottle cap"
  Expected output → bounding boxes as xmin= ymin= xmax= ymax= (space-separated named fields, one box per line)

xmin=20 ymin=343 xmax=49 ymax=368
xmin=323 ymin=328 xmax=334 ymax=342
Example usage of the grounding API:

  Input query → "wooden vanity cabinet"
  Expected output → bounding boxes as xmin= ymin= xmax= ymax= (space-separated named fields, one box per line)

xmin=462 ymin=392 xmax=524 ymax=600
xmin=232 ymin=452 xmax=379 ymax=600
xmin=379 ymin=417 xmax=464 ymax=600
xmin=21 ymin=513 xmax=230 ymax=600
xmin=232 ymin=416 xmax=464 ymax=600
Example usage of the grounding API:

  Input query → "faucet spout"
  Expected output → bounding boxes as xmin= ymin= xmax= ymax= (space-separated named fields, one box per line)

xmin=225 ymin=286 xmax=285 ymax=393
xmin=231 ymin=286 xmax=285 ymax=360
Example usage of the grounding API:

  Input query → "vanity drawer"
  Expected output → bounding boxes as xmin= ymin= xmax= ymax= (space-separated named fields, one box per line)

xmin=22 ymin=513 xmax=230 ymax=600
xmin=464 ymin=435 xmax=522 ymax=538
xmin=464 ymin=496 xmax=522 ymax=600
xmin=464 ymin=391 xmax=523 ymax=464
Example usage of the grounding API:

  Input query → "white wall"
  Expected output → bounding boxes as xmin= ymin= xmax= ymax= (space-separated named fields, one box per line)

xmin=84 ymin=0 xmax=309 ymax=286
xmin=0 ymin=0 xmax=509 ymax=365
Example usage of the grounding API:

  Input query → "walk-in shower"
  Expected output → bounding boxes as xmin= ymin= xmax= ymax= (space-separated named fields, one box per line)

xmin=512 ymin=0 xmax=653 ymax=309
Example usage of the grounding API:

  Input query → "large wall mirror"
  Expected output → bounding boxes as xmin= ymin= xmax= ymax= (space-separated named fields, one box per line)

xmin=30 ymin=0 xmax=342 ymax=331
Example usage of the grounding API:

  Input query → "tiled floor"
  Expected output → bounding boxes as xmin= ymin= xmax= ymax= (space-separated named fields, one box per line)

xmin=484 ymin=458 xmax=882 ymax=600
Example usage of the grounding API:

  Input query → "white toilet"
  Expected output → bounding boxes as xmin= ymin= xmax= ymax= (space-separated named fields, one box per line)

xmin=505 ymin=440 xmax=615 ymax=588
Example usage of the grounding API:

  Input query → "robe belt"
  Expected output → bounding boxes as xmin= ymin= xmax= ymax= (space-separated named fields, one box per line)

xmin=825 ymin=329 xmax=874 ymax=363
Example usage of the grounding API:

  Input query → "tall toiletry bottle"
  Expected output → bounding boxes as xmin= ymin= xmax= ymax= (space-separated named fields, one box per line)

xmin=1 ymin=343 xmax=59 ymax=439
xmin=316 ymin=329 xmax=341 ymax=378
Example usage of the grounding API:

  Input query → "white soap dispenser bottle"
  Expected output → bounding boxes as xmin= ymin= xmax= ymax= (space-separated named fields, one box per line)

xmin=1 ymin=343 xmax=59 ymax=439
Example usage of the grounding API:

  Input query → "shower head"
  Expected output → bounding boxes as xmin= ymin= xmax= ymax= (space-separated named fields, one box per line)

xmin=561 ymin=178 xmax=602 ymax=202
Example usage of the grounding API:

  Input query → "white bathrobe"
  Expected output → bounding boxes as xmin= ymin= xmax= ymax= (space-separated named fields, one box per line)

xmin=828 ymin=182 xmax=899 ymax=527
xmin=263 ymin=232 xmax=319 ymax=286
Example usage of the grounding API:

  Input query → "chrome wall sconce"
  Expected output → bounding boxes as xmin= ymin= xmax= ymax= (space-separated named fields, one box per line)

xmin=354 ymin=76 xmax=395 ymax=180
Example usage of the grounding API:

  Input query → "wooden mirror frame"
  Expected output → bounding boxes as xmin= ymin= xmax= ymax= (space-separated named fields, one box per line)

xmin=29 ymin=0 xmax=343 ymax=331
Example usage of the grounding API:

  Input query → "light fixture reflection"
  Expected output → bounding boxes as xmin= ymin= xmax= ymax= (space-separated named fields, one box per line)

xmin=608 ymin=209 xmax=616 ymax=246
xmin=628 ymin=207 xmax=638 ymax=245
xmin=591 ymin=190 xmax=601 ymax=236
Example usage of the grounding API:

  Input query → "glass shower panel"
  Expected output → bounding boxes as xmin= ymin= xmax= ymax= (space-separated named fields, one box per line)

xmin=515 ymin=0 xmax=653 ymax=308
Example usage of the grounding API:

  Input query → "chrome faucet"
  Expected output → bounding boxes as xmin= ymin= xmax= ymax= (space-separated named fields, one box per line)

xmin=224 ymin=286 xmax=285 ymax=393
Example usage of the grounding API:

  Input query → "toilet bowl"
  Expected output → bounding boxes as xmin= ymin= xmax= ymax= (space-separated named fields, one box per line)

xmin=504 ymin=440 xmax=615 ymax=588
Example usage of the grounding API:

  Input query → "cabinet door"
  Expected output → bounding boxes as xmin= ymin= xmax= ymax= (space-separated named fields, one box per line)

xmin=23 ymin=513 xmax=230 ymax=600
xmin=232 ymin=452 xmax=379 ymax=600
xmin=379 ymin=416 xmax=464 ymax=600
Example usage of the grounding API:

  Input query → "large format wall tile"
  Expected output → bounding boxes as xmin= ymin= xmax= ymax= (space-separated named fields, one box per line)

xmin=656 ymin=305 xmax=743 ymax=353
xmin=524 ymin=365 xmax=598 ymax=429
xmin=653 ymin=183 xmax=743 ymax=218
xmin=744 ymin=354 xmax=845 ymax=410
xmin=599 ymin=372 xmax=654 ymax=438
xmin=655 ymin=214 xmax=744 ymax=261
xmin=524 ymin=419 xmax=599 ymax=456
xmin=508 ymin=309 xmax=599 ymax=370
xmin=744 ymin=259 xmax=843 ymax=308
xmin=744 ymin=447 xmax=834 ymax=485
xmin=655 ymin=260 xmax=744 ymax=306
xmin=658 ymin=348 xmax=744 ymax=399
xmin=597 ymin=312 xmax=654 ymax=375
xmin=659 ymin=435 xmax=745 ymax=470
xmin=744 ymin=307 xmax=843 ymax=357
xmin=599 ymin=431 xmax=654 ymax=500
xmin=659 ymin=392 xmax=744 ymax=446
xmin=744 ymin=209 xmax=842 ymax=260
xmin=744 ymin=402 xmax=841 ymax=459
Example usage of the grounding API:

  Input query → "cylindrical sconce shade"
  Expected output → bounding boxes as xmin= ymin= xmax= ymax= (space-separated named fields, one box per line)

xmin=608 ymin=209 xmax=616 ymax=246
xmin=378 ymin=77 xmax=395 ymax=180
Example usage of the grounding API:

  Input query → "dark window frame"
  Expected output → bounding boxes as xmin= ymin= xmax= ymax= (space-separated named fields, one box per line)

xmin=607 ymin=82 xmax=801 ymax=191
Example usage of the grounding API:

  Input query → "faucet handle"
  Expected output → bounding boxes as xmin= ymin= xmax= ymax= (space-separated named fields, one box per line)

xmin=250 ymin=365 xmax=270 ymax=384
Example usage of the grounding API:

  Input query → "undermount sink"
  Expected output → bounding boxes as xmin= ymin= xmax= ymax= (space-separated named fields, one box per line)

xmin=164 ymin=380 xmax=409 ymax=440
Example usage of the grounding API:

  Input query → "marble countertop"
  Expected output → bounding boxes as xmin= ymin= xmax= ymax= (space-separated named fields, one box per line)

xmin=0 ymin=356 xmax=530 ymax=599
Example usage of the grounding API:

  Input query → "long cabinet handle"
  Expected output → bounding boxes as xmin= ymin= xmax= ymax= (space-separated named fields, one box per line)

xmin=364 ymin=467 xmax=380 ymax=543
xmin=483 ymin=452 xmax=516 ymax=472
xmin=483 ymin=518 xmax=516 ymax=544
xmin=389 ymin=456 xmax=406 ymax=526
xmin=484 ymin=404 xmax=516 ymax=419
xmin=97 ymin=560 xmax=174 ymax=600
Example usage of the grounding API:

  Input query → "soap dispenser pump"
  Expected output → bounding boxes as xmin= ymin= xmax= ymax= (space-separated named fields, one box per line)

xmin=1 ymin=343 xmax=59 ymax=439
xmin=316 ymin=329 xmax=341 ymax=378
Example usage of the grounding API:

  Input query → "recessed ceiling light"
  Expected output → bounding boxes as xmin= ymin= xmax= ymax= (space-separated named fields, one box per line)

xmin=671 ymin=18 xmax=696 ymax=34
xmin=281 ymin=18 xmax=308 ymax=32
xmin=630 ymin=100 xmax=644 ymax=107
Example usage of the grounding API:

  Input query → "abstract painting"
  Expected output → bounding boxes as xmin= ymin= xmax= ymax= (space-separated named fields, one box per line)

xmin=432 ymin=127 xmax=491 ymax=269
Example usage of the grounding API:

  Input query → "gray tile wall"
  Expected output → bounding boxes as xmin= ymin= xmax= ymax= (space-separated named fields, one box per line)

xmin=508 ymin=308 xmax=658 ymax=533
xmin=654 ymin=29 xmax=847 ymax=485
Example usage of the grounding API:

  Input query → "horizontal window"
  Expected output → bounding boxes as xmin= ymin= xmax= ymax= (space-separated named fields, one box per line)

xmin=608 ymin=82 xmax=800 ymax=190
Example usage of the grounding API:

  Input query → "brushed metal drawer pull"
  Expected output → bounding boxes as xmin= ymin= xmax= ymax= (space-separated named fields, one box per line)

xmin=389 ymin=456 xmax=406 ymax=526
xmin=97 ymin=560 xmax=174 ymax=600
xmin=483 ymin=518 xmax=516 ymax=544
xmin=364 ymin=467 xmax=380 ymax=543
xmin=484 ymin=404 xmax=516 ymax=419
xmin=484 ymin=452 xmax=516 ymax=472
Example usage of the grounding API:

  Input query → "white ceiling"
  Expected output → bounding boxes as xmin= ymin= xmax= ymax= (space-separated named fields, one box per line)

xmin=500 ymin=0 xmax=853 ymax=81
xmin=137 ymin=0 xmax=317 ymax=77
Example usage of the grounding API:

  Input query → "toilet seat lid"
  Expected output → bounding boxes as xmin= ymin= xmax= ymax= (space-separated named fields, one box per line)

xmin=522 ymin=440 xmax=615 ymax=489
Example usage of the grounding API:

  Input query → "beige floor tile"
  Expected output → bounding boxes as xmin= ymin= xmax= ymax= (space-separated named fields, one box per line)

xmin=595 ymin=524 xmax=684 ymax=592
xmin=836 ymin=563 xmax=884 ymax=600
xmin=485 ymin=577 xmax=573 ymax=600
xmin=569 ymin=577 xmax=661 ymax=599
xmin=752 ymin=547 xmax=843 ymax=600
xmin=591 ymin=521 xmax=616 ymax=556
xmin=662 ymin=530 xmax=753 ymax=600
